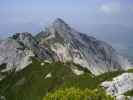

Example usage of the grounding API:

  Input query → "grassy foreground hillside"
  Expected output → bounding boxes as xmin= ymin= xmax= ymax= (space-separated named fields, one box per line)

xmin=43 ymin=87 xmax=114 ymax=100
xmin=0 ymin=58 xmax=128 ymax=100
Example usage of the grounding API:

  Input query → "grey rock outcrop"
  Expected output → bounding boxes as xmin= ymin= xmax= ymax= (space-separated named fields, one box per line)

xmin=128 ymin=97 xmax=133 ymax=100
xmin=0 ymin=32 xmax=57 ymax=73
xmin=12 ymin=32 xmax=57 ymax=61
xmin=101 ymin=73 xmax=133 ymax=96
xmin=0 ymin=38 xmax=34 ymax=72
xmin=116 ymin=95 xmax=133 ymax=100
xmin=36 ymin=18 xmax=131 ymax=75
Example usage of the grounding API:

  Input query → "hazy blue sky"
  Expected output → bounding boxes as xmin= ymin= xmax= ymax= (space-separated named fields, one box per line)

xmin=0 ymin=0 xmax=133 ymax=37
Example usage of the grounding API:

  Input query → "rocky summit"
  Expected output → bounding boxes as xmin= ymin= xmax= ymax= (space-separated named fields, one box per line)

xmin=36 ymin=18 xmax=131 ymax=75
xmin=0 ymin=18 xmax=133 ymax=100
xmin=0 ymin=18 xmax=131 ymax=75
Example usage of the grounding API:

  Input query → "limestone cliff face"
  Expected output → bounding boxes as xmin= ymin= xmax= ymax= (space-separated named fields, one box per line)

xmin=12 ymin=32 xmax=57 ymax=61
xmin=36 ymin=18 xmax=131 ymax=75
xmin=0 ymin=38 xmax=34 ymax=72
xmin=0 ymin=32 xmax=56 ymax=73
xmin=101 ymin=73 xmax=133 ymax=97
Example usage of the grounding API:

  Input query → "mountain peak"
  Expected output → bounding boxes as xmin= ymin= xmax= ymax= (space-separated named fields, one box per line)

xmin=42 ymin=18 xmax=75 ymax=40
xmin=53 ymin=18 xmax=67 ymax=25
xmin=51 ymin=18 xmax=72 ymax=31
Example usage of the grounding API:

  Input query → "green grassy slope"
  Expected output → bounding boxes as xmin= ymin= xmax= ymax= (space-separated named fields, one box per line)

xmin=124 ymin=90 xmax=133 ymax=96
xmin=43 ymin=87 xmax=114 ymax=100
xmin=0 ymin=58 xmax=131 ymax=100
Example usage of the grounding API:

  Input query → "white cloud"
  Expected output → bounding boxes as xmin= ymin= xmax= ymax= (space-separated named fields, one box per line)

xmin=99 ymin=2 xmax=121 ymax=15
